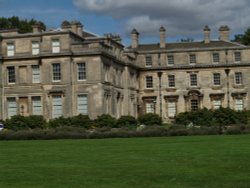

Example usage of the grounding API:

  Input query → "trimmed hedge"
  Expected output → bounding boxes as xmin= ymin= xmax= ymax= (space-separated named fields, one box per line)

xmin=1 ymin=124 xmax=250 ymax=140
xmin=1 ymin=109 xmax=250 ymax=140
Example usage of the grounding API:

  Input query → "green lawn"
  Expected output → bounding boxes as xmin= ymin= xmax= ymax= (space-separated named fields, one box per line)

xmin=0 ymin=135 xmax=250 ymax=188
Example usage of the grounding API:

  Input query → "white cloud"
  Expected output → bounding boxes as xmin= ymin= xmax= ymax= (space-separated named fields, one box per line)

xmin=73 ymin=0 xmax=250 ymax=39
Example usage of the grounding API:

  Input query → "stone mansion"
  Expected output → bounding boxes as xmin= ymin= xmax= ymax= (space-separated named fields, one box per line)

xmin=0 ymin=21 xmax=250 ymax=122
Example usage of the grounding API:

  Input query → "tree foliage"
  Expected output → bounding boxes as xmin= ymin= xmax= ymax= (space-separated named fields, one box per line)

xmin=0 ymin=16 xmax=46 ymax=33
xmin=242 ymin=27 xmax=250 ymax=45
xmin=233 ymin=27 xmax=250 ymax=45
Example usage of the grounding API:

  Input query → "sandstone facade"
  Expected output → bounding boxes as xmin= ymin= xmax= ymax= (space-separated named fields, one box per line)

xmin=0 ymin=22 xmax=249 ymax=122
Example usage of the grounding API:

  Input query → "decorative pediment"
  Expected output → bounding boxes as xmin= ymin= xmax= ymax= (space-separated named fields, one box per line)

xmin=209 ymin=93 xmax=225 ymax=100
xmin=164 ymin=95 xmax=179 ymax=101
xmin=231 ymin=92 xmax=247 ymax=98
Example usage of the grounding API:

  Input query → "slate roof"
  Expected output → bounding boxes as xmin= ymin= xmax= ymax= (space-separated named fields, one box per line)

xmin=130 ymin=41 xmax=245 ymax=51
xmin=82 ymin=31 xmax=96 ymax=38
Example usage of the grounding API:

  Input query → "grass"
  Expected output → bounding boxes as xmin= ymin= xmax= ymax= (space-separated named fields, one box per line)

xmin=0 ymin=135 xmax=250 ymax=188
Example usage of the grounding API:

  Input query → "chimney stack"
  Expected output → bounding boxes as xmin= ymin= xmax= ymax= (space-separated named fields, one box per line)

xmin=219 ymin=25 xmax=230 ymax=41
xmin=70 ymin=22 xmax=78 ymax=34
xmin=61 ymin=20 xmax=83 ymax=37
xmin=32 ymin=23 xmax=43 ymax=33
xmin=76 ymin=22 xmax=83 ymax=37
xmin=203 ymin=25 xmax=210 ymax=43
xmin=131 ymin=29 xmax=139 ymax=49
xmin=159 ymin=26 xmax=166 ymax=48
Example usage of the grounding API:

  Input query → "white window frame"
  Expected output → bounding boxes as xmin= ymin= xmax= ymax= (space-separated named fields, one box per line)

xmin=212 ymin=53 xmax=220 ymax=63
xmin=77 ymin=63 xmax=86 ymax=81
xmin=7 ymin=43 xmax=15 ymax=56
xmin=52 ymin=63 xmax=61 ymax=82
xmin=213 ymin=100 xmax=221 ymax=109
xmin=190 ymin=74 xmax=197 ymax=87
xmin=32 ymin=65 xmax=41 ymax=83
xmin=77 ymin=94 xmax=88 ymax=115
xmin=235 ymin=98 xmax=243 ymax=111
xmin=145 ymin=55 xmax=152 ymax=67
xmin=52 ymin=39 xmax=60 ymax=53
xmin=213 ymin=73 xmax=221 ymax=86
xmin=7 ymin=97 xmax=17 ymax=118
xmin=167 ymin=55 xmax=174 ymax=66
xmin=235 ymin=72 xmax=242 ymax=85
xmin=189 ymin=54 xmax=196 ymax=64
xmin=146 ymin=102 xmax=155 ymax=113
xmin=168 ymin=101 xmax=176 ymax=117
xmin=52 ymin=95 xmax=62 ymax=118
xmin=145 ymin=76 xmax=153 ymax=89
xmin=234 ymin=52 xmax=241 ymax=62
xmin=168 ymin=75 xmax=175 ymax=88
xmin=191 ymin=99 xmax=199 ymax=111
xmin=32 ymin=41 xmax=40 ymax=55
xmin=32 ymin=96 xmax=42 ymax=115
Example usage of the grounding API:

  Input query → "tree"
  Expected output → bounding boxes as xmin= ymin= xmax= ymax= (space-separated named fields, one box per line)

xmin=242 ymin=27 xmax=250 ymax=45
xmin=233 ymin=27 xmax=250 ymax=45
xmin=0 ymin=16 xmax=46 ymax=33
xmin=233 ymin=34 xmax=244 ymax=44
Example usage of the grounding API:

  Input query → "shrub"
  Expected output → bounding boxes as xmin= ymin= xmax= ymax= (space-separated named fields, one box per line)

xmin=213 ymin=108 xmax=248 ymax=126
xmin=116 ymin=115 xmax=138 ymax=127
xmin=4 ymin=115 xmax=28 ymax=130
xmin=48 ymin=116 xmax=72 ymax=128
xmin=94 ymin=114 xmax=116 ymax=128
xmin=176 ymin=108 xmax=216 ymax=126
xmin=26 ymin=115 xmax=47 ymax=129
xmin=4 ymin=115 xmax=47 ymax=130
xmin=176 ymin=108 xmax=248 ymax=127
xmin=138 ymin=113 xmax=162 ymax=126
xmin=70 ymin=114 xmax=93 ymax=128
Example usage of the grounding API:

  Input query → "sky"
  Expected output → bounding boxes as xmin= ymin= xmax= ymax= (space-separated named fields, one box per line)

xmin=0 ymin=0 xmax=250 ymax=46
